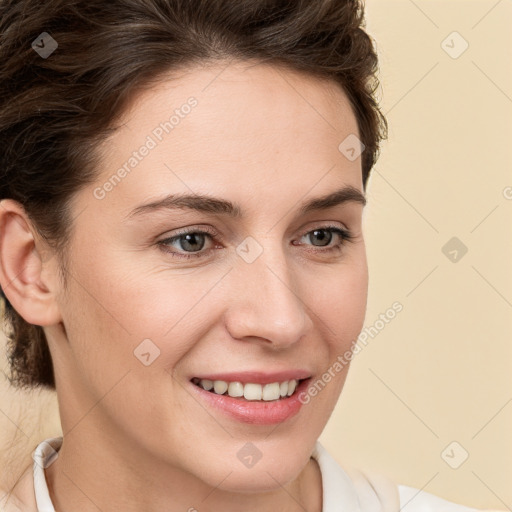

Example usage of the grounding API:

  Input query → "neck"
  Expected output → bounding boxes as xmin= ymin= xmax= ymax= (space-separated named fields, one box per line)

xmin=44 ymin=429 xmax=323 ymax=512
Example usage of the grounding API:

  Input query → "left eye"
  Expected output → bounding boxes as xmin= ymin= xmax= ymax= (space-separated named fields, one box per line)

xmin=158 ymin=226 xmax=353 ymax=260
xmin=300 ymin=227 xmax=347 ymax=248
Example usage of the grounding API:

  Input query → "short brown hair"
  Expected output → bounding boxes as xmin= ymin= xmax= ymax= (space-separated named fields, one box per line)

xmin=0 ymin=0 xmax=388 ymax=391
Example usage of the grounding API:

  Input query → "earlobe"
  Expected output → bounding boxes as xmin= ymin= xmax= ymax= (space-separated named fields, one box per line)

xmin=0 ymin=199 xmax=62 ymax=327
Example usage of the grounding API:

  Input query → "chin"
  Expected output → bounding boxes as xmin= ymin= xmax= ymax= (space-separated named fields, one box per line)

xmin=188 ymin=440 xmax=312 ymax=492
xmin=204 ymin=460 xmax=306 ymax=494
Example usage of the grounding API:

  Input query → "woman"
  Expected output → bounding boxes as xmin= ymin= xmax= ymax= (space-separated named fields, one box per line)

xmin=0 ymin=0 xmax=490 ymax=510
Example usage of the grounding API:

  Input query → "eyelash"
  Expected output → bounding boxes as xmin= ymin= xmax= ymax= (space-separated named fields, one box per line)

xmin=157 ymin=225 xmax=355 ymax=260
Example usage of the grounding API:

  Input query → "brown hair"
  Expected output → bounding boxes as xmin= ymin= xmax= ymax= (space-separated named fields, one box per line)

xmin=0 ymin=0 xmax=388 ymax=391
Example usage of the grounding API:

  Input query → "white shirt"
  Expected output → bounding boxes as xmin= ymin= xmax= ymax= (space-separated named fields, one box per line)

xmin=31 ymin=437 xmax=481 ymax=512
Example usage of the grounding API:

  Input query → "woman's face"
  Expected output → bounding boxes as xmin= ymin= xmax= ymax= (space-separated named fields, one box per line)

xmin=46 ymin=60 xmax=368 ymax=491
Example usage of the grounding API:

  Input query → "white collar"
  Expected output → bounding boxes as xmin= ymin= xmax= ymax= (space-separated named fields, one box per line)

xmin=32 ymin=437 xmax=62 ymax=512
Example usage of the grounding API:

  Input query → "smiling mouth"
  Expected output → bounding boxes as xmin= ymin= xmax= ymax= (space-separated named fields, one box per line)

xmin=191 ymin=377 xmax=308 ymax=401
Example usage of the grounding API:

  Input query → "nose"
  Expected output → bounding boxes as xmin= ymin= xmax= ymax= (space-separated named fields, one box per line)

xmin=223 ymin=243 xmax=313 ymax=349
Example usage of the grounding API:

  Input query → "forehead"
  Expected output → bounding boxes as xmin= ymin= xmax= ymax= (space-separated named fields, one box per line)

xmin=87 ymin=59 xmax=362 ymax=216
xmin=118 ymin=58 xmax=357 ymax=127
xmin=103 ymin=58 xmax=359 ymax=152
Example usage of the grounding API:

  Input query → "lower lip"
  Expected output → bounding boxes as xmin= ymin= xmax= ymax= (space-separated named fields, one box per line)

xmin=188 ymin=378 xmax=311 ymax=425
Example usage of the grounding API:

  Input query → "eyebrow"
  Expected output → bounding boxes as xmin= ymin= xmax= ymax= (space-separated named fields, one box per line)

xmin=124 ymin=185 xmax=366 ymax=221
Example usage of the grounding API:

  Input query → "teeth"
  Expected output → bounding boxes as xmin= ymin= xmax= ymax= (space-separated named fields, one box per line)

xmin=201 ymin=379 xmax=213 ymax=391
xmin=262 ymin=382 xmax=281 ymax=401
xmin=195 ymin=378 xmax=301 ymax=401
xmin=244 ymin=383 xmax=262 ymax=400
xmin=228 ymin=381 xmax=244 ymax=397
xmin=213 ymin=380 xmax=228 ymax=394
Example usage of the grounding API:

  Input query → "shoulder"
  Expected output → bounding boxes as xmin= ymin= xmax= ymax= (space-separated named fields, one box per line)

xmin=312 ymin=441 xmax=489 ymax=511
xmin=352 ymin=468 xmax=489 ymax=511
xmin=0 ymin=464 xmax=38 ymax=512
xmin=1 ymin=436 xmax=63 ymax=512
xmin=0 ymin=489 xmax=24 ymax=512
xmin=354 ymin=468 xmax=489 ymax=511
xmin=398 ymin=484 xmax=487 ymax=512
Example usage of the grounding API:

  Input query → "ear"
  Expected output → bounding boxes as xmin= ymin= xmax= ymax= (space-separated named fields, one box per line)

xmin=0 ymin=199 xmax=63 ymax=326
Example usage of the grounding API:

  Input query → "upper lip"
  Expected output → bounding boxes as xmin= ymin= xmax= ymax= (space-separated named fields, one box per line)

xmin=190 ymin=370 xmax=312 ymax=385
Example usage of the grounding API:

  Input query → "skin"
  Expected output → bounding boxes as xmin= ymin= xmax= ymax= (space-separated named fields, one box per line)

xmin=0 ymin=59 xmax=368 ymax=512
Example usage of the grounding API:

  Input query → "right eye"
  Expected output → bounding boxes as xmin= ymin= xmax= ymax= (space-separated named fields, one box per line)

xmin=158 ymin=228 xmax=219 ymax=260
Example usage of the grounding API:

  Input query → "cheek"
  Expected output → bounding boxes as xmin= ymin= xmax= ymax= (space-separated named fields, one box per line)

xmin=57 ymin=262 xmax=217 ymax=441
xmin=64 ymin=254 xmax=227 ymax=385
xmin=61 ymin=235 xmax=367 ymax=400
xmin=71 ymin=251 xmax=368 ymax=377
xmin=309 ymin=259 xmax=368 ymax=349
xmin=298 ymin=261 xmax=367 ymax=419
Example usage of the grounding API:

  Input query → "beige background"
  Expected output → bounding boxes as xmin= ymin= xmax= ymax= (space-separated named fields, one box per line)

xmin=1 ymin=0 xmax=511 ymax=509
